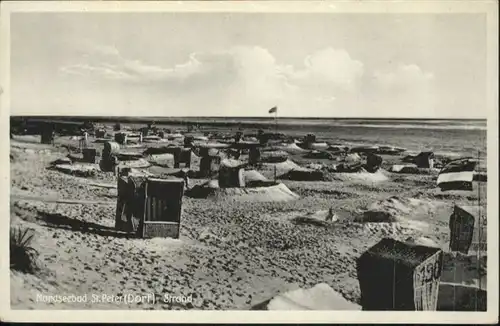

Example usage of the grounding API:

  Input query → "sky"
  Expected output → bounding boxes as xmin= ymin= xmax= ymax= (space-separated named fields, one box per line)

xmin=10 ymin=12 xmax=487 ymax=118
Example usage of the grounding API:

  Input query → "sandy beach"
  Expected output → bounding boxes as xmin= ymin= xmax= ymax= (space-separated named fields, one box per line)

xmin=9 ymin=119 xmax=487 ymax=310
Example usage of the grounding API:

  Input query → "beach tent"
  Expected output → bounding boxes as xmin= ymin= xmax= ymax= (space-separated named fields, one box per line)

xmin=357 ymin=238 xmax=443 ymax=311
xmin=414 ymin=152 xmax=435 ymax=168
xmin=280 ymin=168 xmax=326 ymax=181
xmin=40 ymin=123 xmax=54 ymax=144
xmin=142 ymin=178 xmax=184 ymax=239
xmin=248 ymin=147 xmax=261 ymax=165
xmin=365 ymin=153 xmax=383 ymax=173
xmin=114 ymin=133 xmax=127 ymax=145
xmin=437 ymin=158 xmax=477 ymax=191
xmin=218 ymin=159 xmax=247 ymax=188
xmin=199 ymin=155 xmax=221 ymax=177
xmin=95 ymin=129 xmax=106 ymax=138
xmin=449 ymin=205 xmax=486 ymax=254
xmin=184 ymin=136 xmax=195 ymax=147
xmin=115 ymin=175 xmax=184 ymax=239
xmin=82 ymin=148 xmax=97 ymax=163
xmin=302 ymin=133 xmax=316 ymax=146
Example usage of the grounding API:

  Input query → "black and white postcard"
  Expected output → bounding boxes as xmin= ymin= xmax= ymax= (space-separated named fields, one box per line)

xmin=1 ymin=1 xmax=498 ymax=324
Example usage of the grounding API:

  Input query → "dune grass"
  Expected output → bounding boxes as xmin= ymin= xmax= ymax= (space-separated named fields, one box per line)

xmin=10 ymin=226 xmax=39 ymax=274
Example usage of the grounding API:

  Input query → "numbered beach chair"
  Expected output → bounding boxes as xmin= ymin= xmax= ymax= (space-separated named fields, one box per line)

xmin=357 ymin=238 xmax=443 ymax=310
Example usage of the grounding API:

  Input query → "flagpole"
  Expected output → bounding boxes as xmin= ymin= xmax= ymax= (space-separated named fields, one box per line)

xmin=274 ymin=108 xmax=278 ymax=182
xmin=275 ymin=110 xmax=278 ymax=132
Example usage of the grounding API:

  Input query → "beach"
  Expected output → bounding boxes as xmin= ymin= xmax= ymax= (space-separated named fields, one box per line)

xmin=10 ymin=118 xmax=487 ymax=310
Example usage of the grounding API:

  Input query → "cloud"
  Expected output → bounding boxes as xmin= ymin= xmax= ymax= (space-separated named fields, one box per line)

xmin=49 ymin=43 xmax=443 ymax=117
xmin=361 ymin=64 xmax=436 ymax=116
xmin=60 ymin=63 xmax=131 ymax=80
xmin=61 ymin=51 xmax=204 ymax=84
xmin=290 ymin=48 xmax=364 ymax=92
xmin=59 ymin=43 xmax=365 ymax=115
xmin=373 ymin=64 xmax=434 ymax=90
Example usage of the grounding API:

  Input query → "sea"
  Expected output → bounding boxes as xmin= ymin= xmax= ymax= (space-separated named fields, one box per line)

xmin=152 ymin=117 xmax=487 ymax=160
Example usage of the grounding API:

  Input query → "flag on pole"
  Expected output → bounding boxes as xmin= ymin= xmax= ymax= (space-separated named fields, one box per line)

xmin=437 ymin=158 xmax=477 ymax=191
xmin=269 ymin=106 xmax=278 ymax=182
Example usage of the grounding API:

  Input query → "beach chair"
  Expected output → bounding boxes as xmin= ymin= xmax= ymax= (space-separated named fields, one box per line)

xmin=141 ymin=178 xmax=184 ymax=239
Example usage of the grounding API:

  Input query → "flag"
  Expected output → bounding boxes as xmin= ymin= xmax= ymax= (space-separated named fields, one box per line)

xmin=268 ymin=106 xmax=277 ymax=114
xmin=437 ymin=158 xmax=477 ymax=191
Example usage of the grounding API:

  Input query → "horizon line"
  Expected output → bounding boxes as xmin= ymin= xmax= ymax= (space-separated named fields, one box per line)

xmin=9 ymin=115 xmax=487 ymax=121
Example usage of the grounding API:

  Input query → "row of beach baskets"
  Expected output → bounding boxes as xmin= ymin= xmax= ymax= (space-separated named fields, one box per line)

xmin=114 ymin=172 xmax=485 ymax=310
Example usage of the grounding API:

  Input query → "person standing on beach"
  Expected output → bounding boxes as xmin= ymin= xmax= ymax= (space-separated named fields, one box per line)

xmin=325 ymin=207 xmax=335 ymax=222
xmin=78 ymin=129 xmax=84 ymax=149
xmin=79 ymin=129 xmax=88 ymax=149
xmin=184 ymin=171 xmax=190 ymax=190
